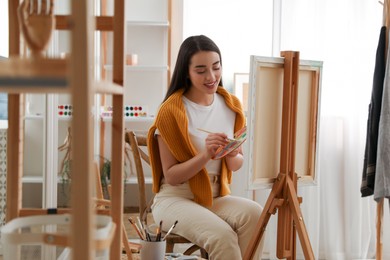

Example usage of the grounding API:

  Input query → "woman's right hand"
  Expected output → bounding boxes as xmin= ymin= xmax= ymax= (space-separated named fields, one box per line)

xmin=204 ymin=132 xmax=229 ymax=159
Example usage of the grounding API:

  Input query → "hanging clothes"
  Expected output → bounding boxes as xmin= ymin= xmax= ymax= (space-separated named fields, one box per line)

xmin=374 ymin=30 xmax=390 ymax=202
xmin=361 ymin=26 xmax=387 ymax=197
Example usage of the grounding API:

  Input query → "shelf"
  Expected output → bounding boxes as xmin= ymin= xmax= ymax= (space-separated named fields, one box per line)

xmin=95 ymin=80 xmax=124 ymax=95
xmin=0 ymin=57 xmax=69 ymax=93
xmin=126 ymin=65 xmax=169 ymax=71
xmin=101 ymin=116 xmax=155 ymax=122
xmin=24 ymin=115 xmax=44 ymax=120
xmin=57 ymin=117 xmax=73 ymax=121
xmin=104 ymin=64 xmax=169 ymax=72
xmin=22 ymin=176 xmax=153 ymax=185
xmin=22 ymin=176 xmax=66 ymax=184
xmin=126 ymin=21 xmax=169 ymax=27
xmin=125 ymin=176 xmax=152 ymax=184
xmin=22 ymin=176 xmax=44 ymax=183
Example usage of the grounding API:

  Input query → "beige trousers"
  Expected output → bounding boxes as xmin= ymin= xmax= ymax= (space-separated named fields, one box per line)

xmin=151 ymin=182 xmax=265 ymax=260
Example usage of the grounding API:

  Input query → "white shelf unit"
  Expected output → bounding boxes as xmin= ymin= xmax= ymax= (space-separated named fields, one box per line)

xmin=21 ymin=92 xmax=81 ymax=208
xmin=123 ymin=20 xmax=169 ymax=116
xmin=104 ymin=20 xmax=169 ymax=117
xmin=104 ymin=0 xmax=170 ymax=117
xmin=101 ymin=0 xmax=171 ymax=192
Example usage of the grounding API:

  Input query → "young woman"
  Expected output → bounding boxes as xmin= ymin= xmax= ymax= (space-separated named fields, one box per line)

xmin=147 ymin=35 xmax=264 ymax=259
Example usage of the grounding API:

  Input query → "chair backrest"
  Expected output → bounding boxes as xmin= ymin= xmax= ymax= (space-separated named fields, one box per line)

xmin=125 ymin=130 xmax=151 ymax=223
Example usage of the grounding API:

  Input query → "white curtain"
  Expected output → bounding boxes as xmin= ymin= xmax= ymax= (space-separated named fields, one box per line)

xmin=183 ymin=0 xmax=390 ymax=259
xmin=257 ymin=0 xmax=390 ymax=259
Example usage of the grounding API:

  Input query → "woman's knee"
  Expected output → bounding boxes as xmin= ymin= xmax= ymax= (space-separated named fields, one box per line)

xmin=247 ymin=201 xmax=263 ymax=220
xmin=202 ymin=228 xmax=241 ymax=259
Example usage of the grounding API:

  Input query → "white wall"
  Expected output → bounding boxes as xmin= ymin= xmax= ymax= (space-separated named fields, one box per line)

xmin=182 ymin=0 xmax=274 ymax=92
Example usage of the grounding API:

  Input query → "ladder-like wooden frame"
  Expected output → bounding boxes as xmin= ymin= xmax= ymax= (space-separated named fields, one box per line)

xmin=3 ymin=0 xmax=127 ymax=259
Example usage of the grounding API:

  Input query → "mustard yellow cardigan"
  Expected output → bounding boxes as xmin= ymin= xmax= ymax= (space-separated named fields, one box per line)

xmin=147 ymin=87 xmax=245 ymax=207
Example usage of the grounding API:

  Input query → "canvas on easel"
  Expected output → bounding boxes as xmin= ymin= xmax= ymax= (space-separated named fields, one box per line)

xmin=243 ymin=52 xmax=322 ymax=260
xmin=244 ymin=55 xmax=323 ymax=190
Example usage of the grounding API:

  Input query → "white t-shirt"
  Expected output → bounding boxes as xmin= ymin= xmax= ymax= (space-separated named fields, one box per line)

xmin=155 ymin=93 xmax=236 ymax=198
xmin=182 ymin=93 xmax=236 ymax=175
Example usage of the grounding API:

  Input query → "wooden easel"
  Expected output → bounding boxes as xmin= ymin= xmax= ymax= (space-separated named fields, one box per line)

xmin=244 ymin=51 xmax=315 ymax=260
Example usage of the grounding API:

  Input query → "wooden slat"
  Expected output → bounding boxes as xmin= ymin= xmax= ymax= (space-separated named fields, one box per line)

xmin=70 ymin=0 xmax=95 ymax=258
xmin=0 ymin=85 xmax=69 ymax=94
xmin=110 ymin=94 xmax=124 ymax=260
xmin=0 ymin=57 xmax=123 ymax=94
xmin=0 ymin=57 xmax=67 ymax=77
xmin=0 ymin=82 xmax=124 ymax=95
xmin=5 ymin=95 xmax=24 ymax=221
xmin=56 ymin=15 xmax=114 ymax=31
xmin=95 ymin=81 xmax=124 ymax=95
xmin=99 ymin=0 xmax=109 ymax=183
xmin=0 ymin=57 xmax=68 ymax=92
xmin=6 ymin=0 xmax=23 ymax=222
xmin=96 ymin=16 xmax=114 ymax=31
xmin=110 ymin=0 xmax=126 ymax=258
xmin=8 ymin=0 xmax=20 ymax=56
xmin=55 ymin=15 xmax=71 ymax=30
xmin=19 ymin=208 xmax=111 ymax=216
xmin=276 ymin=51 xmax=299 ymax=258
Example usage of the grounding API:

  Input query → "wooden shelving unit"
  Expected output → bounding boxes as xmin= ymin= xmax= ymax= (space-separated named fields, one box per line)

xmin=100 ymin=0 xmax=171 ymax=193
xmin=2 ymin=0 xmax=127 ymax=259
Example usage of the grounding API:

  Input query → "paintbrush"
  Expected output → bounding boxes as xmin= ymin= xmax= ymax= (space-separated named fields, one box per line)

xmin=162 ymin=220 xmax=178 ymax=241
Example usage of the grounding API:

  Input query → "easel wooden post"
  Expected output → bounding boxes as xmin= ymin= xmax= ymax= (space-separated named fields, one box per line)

xmin=243 ymin=51 xmax=315 ymax=260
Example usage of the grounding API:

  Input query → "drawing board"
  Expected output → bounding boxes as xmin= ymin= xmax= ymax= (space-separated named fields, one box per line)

xmin=245 ymin=55 xmax=322 ymax=189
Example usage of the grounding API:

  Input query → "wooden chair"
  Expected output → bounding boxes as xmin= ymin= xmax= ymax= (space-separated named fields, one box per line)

xmin=125 ymin=130 xmax=208 ymax=258
xmin=93 ymin=161 xmax=141 ymax=259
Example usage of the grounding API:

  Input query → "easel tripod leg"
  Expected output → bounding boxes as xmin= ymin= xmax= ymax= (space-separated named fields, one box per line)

xmin=286 ymin=177 xmax=315 ymax=259
xmin=243 ymin=175 xmax=286 ymax=260
xmin=277 ymin=198 xmax=295 ymax=258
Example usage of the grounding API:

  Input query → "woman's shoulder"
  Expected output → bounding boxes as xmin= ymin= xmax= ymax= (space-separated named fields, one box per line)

xmin=155 ymin=91 xmax=185 ymax=122
xmin=216 ymin=87 xmax=240 ymax=103
xmin=158 ymin=92 xmax=183 ymax=113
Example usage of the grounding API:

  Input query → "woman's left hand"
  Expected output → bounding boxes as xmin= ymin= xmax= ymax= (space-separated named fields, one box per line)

xmin=225 ymin=147 xmax=240 ymax=158
xmin=224 ymin=145 xmax=244 ymax=172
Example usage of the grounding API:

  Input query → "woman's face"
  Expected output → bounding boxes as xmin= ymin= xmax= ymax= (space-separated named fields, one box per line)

xmin=187 ymin=51 xmax=222 ymax=101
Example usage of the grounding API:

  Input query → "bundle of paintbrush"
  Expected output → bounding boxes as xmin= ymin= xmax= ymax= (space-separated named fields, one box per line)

xmin=128 ymin=217 xmax=178 ymax=242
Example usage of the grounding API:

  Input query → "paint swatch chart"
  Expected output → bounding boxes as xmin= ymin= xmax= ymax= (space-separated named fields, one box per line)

xmin=100 ymin=105 xmax=148 ymax=119
xmin=58 ymin=104 xmax=73 ymax=117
